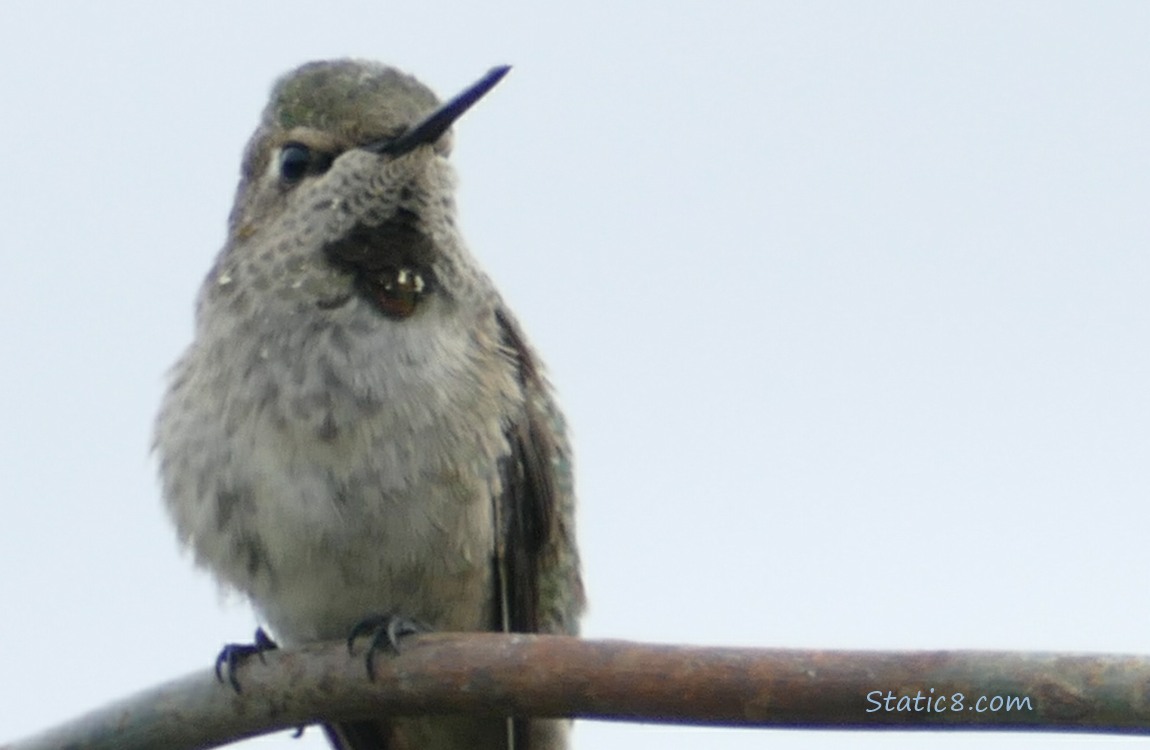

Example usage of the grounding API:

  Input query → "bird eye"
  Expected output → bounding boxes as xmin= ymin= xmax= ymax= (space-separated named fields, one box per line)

xmin=278 ymin=142 xmax=329 ymax=183
xmin=279 ymin=143 xmax=311 ymax=182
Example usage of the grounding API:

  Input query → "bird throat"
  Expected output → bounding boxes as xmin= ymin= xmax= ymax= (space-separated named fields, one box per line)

xmin=322 ymin=212 xmax=436 ymax=320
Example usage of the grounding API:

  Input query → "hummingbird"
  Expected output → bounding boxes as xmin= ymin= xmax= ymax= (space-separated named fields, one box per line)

xmin=154 ymin=60 xmax=585 ymax=750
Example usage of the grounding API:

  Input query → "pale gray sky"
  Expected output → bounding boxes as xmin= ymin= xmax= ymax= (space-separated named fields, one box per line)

xmin=2 ymin=2 xmax=1149 ymax=748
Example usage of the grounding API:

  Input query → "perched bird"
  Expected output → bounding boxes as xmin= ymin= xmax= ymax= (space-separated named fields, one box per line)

xmin=154 ymin=60 xmax=584 ymax=750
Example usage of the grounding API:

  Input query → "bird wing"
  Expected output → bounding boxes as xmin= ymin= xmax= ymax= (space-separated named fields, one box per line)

xmin=493 ymin=308 xmax=584 ymax=638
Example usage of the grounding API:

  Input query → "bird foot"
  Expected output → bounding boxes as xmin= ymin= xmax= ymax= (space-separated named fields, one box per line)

xmin=346 ymin=614 xmax=430 ymax=680
xmin=214 ymin=626 xmax=278 ymax=693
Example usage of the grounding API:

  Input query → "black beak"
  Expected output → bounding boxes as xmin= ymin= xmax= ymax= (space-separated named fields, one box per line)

xmin=367 ymin=65 xmax=511 ymax=157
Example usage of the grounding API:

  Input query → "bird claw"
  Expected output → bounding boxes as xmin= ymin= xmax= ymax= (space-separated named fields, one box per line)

xmin=214 ymin=627 xmax=278 ymax=693
xmin=346 ymin=614 xmax=430 ymax=680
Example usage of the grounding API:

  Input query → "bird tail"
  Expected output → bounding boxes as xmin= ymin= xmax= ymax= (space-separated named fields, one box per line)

xmin=323 ymin=721 xmax=393 ymax=750
xmin=323 ymin=716 xmax=567 ymax=749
